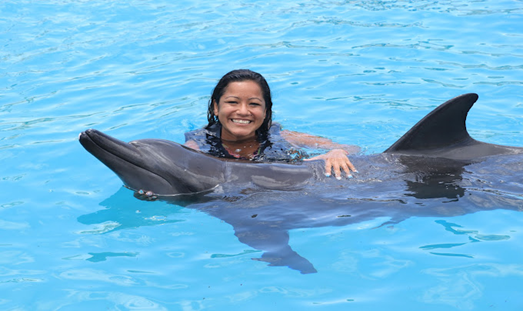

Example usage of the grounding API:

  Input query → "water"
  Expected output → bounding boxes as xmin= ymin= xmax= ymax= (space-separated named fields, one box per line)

xmin=2 ymin=0 xmax=523 ymax=310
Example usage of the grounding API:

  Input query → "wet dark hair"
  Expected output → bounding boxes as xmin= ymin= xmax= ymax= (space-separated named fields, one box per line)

xmin=206 ymin=69 xmax=273 ymax=136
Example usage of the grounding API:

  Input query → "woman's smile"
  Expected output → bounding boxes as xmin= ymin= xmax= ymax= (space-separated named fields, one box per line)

xmin=231 ymin=119 xmax=252 ymax=124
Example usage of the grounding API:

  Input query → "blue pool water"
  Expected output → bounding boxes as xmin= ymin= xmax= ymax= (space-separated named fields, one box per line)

xmin=2 ymin=0 xmax=523 ymax=310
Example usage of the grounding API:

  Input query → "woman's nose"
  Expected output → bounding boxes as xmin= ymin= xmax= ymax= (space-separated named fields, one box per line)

xmin=237 ymin=103 xmax=249 ymax=115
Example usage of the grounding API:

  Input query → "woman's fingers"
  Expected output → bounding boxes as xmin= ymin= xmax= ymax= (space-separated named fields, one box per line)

xmin=340 ymin=161 xmax=353 ymax=178
xmin=134 ymin=189 xmax=158 ymax=201
xmin=347 ymin=160 xmax=357 ymax=173
xmin=326 ymin=157 xmax=355 ymax=179
xmin=305 ymin=149 xmax=357 ymax=180
xmin=297 ymin=149 xmax=359 ymax=180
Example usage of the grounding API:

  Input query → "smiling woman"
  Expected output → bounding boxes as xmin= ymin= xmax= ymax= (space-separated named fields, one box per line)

xmin=211 ymin=80 xmax=267 ymax=155
xmin=184 ymin=69 xmax=359 ymax=179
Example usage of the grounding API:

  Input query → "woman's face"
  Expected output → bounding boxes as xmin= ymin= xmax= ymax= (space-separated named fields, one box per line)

xmin=213 ymin=80 xmax=266 ymax=142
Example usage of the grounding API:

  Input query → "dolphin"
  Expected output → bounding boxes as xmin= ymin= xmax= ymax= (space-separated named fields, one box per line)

xmin=78 ymin=93 xmax=523 ymax=273
xmin=79 ymin=93 xmax=523 ymax=196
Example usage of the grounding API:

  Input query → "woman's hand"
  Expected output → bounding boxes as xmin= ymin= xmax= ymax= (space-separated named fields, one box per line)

xmin=305 ymin=149 xmax=357 ymax=180
xmin=134 ymin=189 xmax=158 ymax=201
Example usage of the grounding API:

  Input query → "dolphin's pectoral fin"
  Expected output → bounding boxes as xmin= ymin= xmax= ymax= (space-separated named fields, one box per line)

xmin=234 ymin=226 xmax=317 ymax=274
xmin=253 ymin=248 xmax=318 ymax=274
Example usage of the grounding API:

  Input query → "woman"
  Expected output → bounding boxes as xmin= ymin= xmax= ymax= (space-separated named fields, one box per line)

xmin=136 ymin=69 xmax=359 ymax=200
xmin=185 ymin=69 xmax=358 ymax=179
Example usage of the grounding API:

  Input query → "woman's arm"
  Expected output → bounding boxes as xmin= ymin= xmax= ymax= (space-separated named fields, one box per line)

xmin=280 ymin=130 xmax=360 ymax=154
xmin=281 ymin=130 xmax=359 ymax=179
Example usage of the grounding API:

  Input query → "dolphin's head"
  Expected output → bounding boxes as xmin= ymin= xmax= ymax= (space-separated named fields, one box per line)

xmin=79 ymin=129 xmax=225 ymax=196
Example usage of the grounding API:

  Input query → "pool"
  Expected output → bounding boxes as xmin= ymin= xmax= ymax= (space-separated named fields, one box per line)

xmin=2 ymin=0 xmax=523 ymax=310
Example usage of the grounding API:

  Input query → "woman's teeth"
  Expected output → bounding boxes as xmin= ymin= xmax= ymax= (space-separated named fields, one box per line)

xmin=232 ymin=119 xmax=251 ymax=124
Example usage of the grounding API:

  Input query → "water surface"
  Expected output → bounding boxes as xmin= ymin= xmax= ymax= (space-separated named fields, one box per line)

xmin=1 ymin=0 xmax=523 ymax=310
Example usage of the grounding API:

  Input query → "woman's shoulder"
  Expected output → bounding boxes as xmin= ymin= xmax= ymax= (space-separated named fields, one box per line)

xmin=268 ymin=122 xmax=283 ymax=135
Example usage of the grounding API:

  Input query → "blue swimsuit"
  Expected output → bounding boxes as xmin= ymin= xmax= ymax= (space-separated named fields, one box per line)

xmin=184 ymin=123 xmax=307 ymax=162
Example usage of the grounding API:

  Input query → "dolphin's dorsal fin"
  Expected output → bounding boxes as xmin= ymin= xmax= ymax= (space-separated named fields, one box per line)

xmin=385 ymin=93 xmax=479 ymax=154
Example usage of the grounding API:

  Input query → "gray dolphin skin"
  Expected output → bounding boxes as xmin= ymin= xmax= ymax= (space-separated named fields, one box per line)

xmin=78 ymin=93 xmax=523 ymax=274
